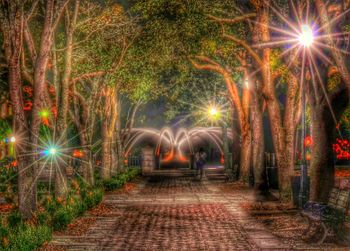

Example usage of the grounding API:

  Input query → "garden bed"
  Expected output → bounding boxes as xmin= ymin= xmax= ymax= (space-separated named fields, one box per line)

xmin=0 ymin=167 xmax=140 ymax=250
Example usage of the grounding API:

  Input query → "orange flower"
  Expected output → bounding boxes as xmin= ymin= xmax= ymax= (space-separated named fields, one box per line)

xmin=2 ymin=237 xmax=9 ymax=247
xmin=56 ymin=197 xmax=63 ymax=204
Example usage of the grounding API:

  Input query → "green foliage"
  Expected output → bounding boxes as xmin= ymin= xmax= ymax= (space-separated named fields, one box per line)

xmin=0 ymin=158 xmax=17 ymax=197
xmin=52 ymin=207 xmax=74 ymax=231
xmin=327 ymin=72 xmax=342 ymax=92
xmin=35 ymin=211 xmax=51 ymax=226
xmin=6 ymin=225 xmax=51 ymax=251
xmin=6 ymin=211 xmax=22 ymax=229
xmin=103 ymin=168 xmax=140 ymax=191
xmin=339 ymin=105 xmax=350 ymax=134
xmin=0 ymin=119 xmax=11 ymax=141
xmin=82 ymin=189 xmax=103 ymax=209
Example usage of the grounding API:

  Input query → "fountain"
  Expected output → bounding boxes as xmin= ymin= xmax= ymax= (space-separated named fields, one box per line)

xmin=124 ymin=127 xmax=236 ymax=171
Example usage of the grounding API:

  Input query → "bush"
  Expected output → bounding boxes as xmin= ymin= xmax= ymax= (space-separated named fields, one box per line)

xmin=7 ymin=211 xmax=22 ymax=228
xmin=7 ymin=225 xmax=51 ymax=251
xmin=103 ymin=178 xmax=123 ymax=191
xmin=0 ymin=167 xmax=138 ymax=250
xmin=36 ymin=211 xmax=51 ymax=226
xmin=52 ymin=207 xmax=73 ymax=231
xmin=102 ymin=168 xmax=140 ymax=191
xmin=83 ymin=189 xmax=103 ymax=209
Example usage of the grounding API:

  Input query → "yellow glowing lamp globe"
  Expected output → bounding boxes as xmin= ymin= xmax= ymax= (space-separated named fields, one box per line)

xmin=208 ymin=107 xmax=220 ymax=120
xmin=10 ymin=137 xmax=16 ymax=143
xmin=39 ymin=109 xmax=49 ymax=118
xmin=298 ymin=25 xmax=314 ymax=47
xmin=209 ymin=107 xmax=217 ymax=116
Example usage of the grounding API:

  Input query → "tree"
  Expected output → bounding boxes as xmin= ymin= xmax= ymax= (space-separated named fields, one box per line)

xmin=0 ymin=0 xmax=69 ymax=218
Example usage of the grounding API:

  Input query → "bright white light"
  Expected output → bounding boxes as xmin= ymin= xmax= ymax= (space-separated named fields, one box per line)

xmin=209 ymin=107 xmax=218 ymax=116
xmin=244 ymin=78 xmax=249 ymax=88
xmin=10 ymin=137 xmax=16 ymax=143
xmin=298 ymin=25 xmax=314 ymax=47
xmin=49 ymin=147 xmax=57 ymax=155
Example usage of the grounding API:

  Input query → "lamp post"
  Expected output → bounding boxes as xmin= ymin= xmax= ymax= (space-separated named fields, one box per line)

xmin=207 ymin=106 xmax=229 ymax=170
xmin=298 ymin=24 xmax=314 ymax=208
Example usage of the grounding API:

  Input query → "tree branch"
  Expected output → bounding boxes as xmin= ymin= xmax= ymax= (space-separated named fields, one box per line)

xmin=222 ymin=29 xmax=263 ymax=66
xmin=208 ymin=13 xmax=256 ymax=24
xmin=71 ymin=71 xmax=106 ymax=84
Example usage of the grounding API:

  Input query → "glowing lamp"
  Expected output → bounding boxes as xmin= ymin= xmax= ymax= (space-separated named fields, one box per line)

xmin=304 ymin=136 xmax=312 ymax=147
xmin=208 ymin=106 xmax=220 ymax=120
xmin=10 ymin=137 xmax=16 ymax=143
xmin=306 ymin=153 xmax=311 ymax=161
xmin=209 ymin=107 xmax=218 ymax=116
xmin=244 ymin=78 xmax=249 ymax=88
xmin=49 ymin=147 xmax=57 ymax=155
xmin=72 ymin=150 xmax=83 ymax=158
xmin=39 ymin=109 xmax=49 ymax=118
xmin=44 ymin=147 xmax=58 ymax=156
xmin=298 ymin=25 xmax=314 ymax=47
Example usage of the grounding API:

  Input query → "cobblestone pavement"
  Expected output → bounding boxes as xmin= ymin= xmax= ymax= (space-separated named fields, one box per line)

xmin=51 ymin=177 xmax=290 ymax=250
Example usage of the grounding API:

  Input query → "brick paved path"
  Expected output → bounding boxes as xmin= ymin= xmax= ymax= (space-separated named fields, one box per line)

xmin=51 ymin=177 xmax=289 ymax=250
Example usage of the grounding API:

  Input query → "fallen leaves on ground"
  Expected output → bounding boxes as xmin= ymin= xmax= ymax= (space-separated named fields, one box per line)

xmin=37 ymin=243 xmax=66 ymax=251
xmin=105 ymin=182 xmax=138 ymax=195
xmin=89 ymin=203 xmax=114 ymax=216
xmin=55 ymin=217 xmax=96 ymax=236
xmin=240 ymin=201 xmax=295 ymax=211
xmin=0 ymin=203 xmax=13 ymax=213
xmin=241 ymin=200 xmax=348 ymax=249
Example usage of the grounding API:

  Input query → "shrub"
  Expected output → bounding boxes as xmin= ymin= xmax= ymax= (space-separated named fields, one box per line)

xmin=7 ymin=211 xmax=22 ymax=228
xmin=36 ymin=211 xmax=51 ymax=226
xmin=83 ymin=189 xmax=103 ymax=209
xmin=102 ymin=168 xmax=140 ymax=191
xmin=52 ymin=207 xmax=73 ymax=231
xmin=103 ymin=178 xmax=123 ymax=191
xmin=7 ymin=225 xmax=51 ymax=251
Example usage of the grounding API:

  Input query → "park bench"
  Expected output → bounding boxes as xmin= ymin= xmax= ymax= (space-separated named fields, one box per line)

xmin=301 ymin=187 xmax=350 ymax=244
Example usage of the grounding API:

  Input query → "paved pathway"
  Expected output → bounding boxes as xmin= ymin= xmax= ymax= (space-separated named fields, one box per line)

xmin=51 ymin=177 xmax=289 ymax=250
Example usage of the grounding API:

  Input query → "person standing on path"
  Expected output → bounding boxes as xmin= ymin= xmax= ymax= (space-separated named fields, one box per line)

xmin=195 ymin=147 xmax=207 ymax=180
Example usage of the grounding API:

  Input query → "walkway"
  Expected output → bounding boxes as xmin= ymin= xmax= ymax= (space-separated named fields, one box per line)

xmin=50 ymin=177 xmax=290 ymax=250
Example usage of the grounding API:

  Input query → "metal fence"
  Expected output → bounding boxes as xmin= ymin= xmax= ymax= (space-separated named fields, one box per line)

xmin=126 ymin=155 xmax=141 ymax=168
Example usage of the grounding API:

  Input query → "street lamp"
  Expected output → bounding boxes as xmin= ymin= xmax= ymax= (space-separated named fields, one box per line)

xmin=298 ymin=25 xmax=314 ymax=47
xmin=44 ymin=146 xmax=58 ymax=157
xmin=207 ymin=105 xmax=229 ymax=172
xmin=208 ymin=106 xmax=220 ymax=120
xmin=298 ymin=24 xmax=314 ymax=208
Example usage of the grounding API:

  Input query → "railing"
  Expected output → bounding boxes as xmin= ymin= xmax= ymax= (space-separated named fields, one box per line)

xmin=126 ymin=155 xmax=141 ymax=168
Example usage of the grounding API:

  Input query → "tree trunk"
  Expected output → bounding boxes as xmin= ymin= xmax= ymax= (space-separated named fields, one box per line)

xmin=0 ymin=1 xmax=37 ymax=218
xmin=101 ymin=121 xmax=112 ymax=179
xmin=80 ymin=132 xmax=94 ymax=185
xmin=9 ymin=62 xmax=37 ymax=218
xmin=259 ymin=1 xmax=292 ymax=200
xmin=251 ymin=95 xmax=266 ymax=192
xmin=239 ymin=125 xmax=251 ymax=183
xmin=310 ymin=105 xmax=336 ymax=202
xmin=309 ymin=88 xmax=349 ymax=202
xmin=55 ymin=0 xmax=79 ymax=197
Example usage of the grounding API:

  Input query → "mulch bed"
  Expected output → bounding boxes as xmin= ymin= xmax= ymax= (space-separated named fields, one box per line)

xmin=242 ymin=201 xmax=350 ymax=249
